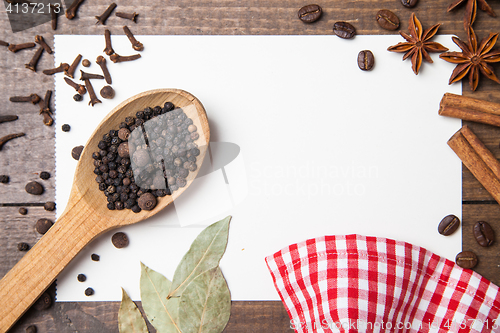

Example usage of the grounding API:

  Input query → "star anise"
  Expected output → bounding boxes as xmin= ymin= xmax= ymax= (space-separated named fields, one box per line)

xmin=439 ymin=25 xmax=500 ymax=91
xmin=447 ymin=0 xmax=496 ymax=32
xmin=387 ymin=13 xmax=448 ymax=75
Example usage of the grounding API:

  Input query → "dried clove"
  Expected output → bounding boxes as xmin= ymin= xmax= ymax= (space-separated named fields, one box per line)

xmin=50 ymin=4 xmax=58 ymax=30
xmin=65 ymin=54 xmax=82 ymax=78
xmin=116 ymin=11 xmax=138 ymax=22
xmin=8 ymin=42 xmax=35 ymax=53
xmin=103 ymin=29 xmax=114 ymax=55
xmin=95 ymin=3 xmax=116 ymax=25
xmin=100 ymin=85 xmax=115 ymax=99
xmin=84 ymin=79 xmax=102 ymax=106
xmin=0 ymin=40 xmax=9 ymax=47
xmin=9 ymin=94 xmax=40 ymax=104
xmin=64 ymin=77 xmax=87 ymax=95
xmin=66 ymin=0 xmax=85 ymax=19
xmin=25 ymin=46 xmax=44 ymax=72
xmin=0 ymin=133 xmax=25 ymax=150
xmin=0 ymin=115 xmax=18 ymax=124
xmin=79 ymin=70 xmax=104 ymax=80
xmin=110 ymin=52 xmax=141 ymax=63
xmin=35 ymin=35 xmax=53 ymax=54
xmin=123 ymin=26 xmax=143 ymax=51
xmin=43 ymin=63 xmax=69 ymax=75
xmin=39 ymin=90 xmax=54 ymax=126
xmin=96 ymin=55 xmax=112 ymax=84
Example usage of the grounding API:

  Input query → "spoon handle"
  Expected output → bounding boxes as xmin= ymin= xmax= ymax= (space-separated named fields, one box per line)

xmin=0 ymin=200 xmax=102 ymax=332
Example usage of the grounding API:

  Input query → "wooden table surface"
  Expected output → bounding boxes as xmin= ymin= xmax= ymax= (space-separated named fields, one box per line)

xmin=1 ymin=0 xmax=500 ymax=332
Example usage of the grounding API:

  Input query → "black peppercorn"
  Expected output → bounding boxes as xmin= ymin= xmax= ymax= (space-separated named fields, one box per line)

xmin=17 ymin=242 xmax=30 ymax=251
xmin=62 ymin=124 xmax=71 ymax=132
xmin=98 ymin=140 xmax=108 ymax=150
xmin=99 ymin=183 xmax=107 ymax=191
xmin=19 ymin=207 xmax=27 ymax=215
xmin=107 ymin=202 xmax=115 ymax=210
xmin=111 ymin=136 xmax=121 ymax=145
xmin=115 ymin=201 xmax=124 ymax=210
xmin=26 ymin=325 xmax=37 ymax=333
xmin=136 ymin=111 xmax=145 ymax=119
xmin=84 ymin=287 xmax=94 ymax=296
xmin=112 ymin=232 xmax=129 ymax=248
xmin=73 ymin=93 xmax=83 ymax=101
xmin=91 ymin=253 xmax=100 ymax=261
xmin=25 ymin=181 xmax=44 ymax=195
xmin=131 ymin=205 xmax=141 ymax=213
xmin=33 ymin=291 xmax=52 ymax=310
xmin=40 ymin=171 xmax=51 ymax=180
xmin=109 ymin=129 xmax=118 ymax=137
xmin=163 ymin=101 xmax=174 ymax=112
xmin=77 ymin=274 xmax=86 ymax=282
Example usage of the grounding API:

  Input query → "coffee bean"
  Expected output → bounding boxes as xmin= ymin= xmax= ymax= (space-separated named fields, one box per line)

xmin=455 ymin=251 xmax=478 ymax=269
xmin=35 ymin=218 xmax=53 ymax=235
xmin=112 ymin=232 xmax=129 ymax=248
xmin=26 ymin=325 xmax=37 ymax=333
xmin=333 ymin=21 xmax=356 ymax=39
xmin=376 ymin=10 xmax=400 ymax=30
xmin=33 ymin=291 xmax=52 ymax=310
xmin=85 ymin=287 xmax=94 ymax=296
xmin=438 ymin=214 xmax=460 ymax=236
xmin=298 ymin=4 xmax=322 ymax=23
xmin=401 ymin=0 xmax=418 ymax=7
xmin=91 ymin=253 xmax=100 ymax=261
xmin=77 ymin=274 xmax=87 ymax=282
xmin=357 ymin=50 xmax=375 ymax=71
xmin=72 ymin=145 xmax=84 ymax=160
xmin=17 ymin=242 xmax=29 ymax=251
xmin=44 ymin=201 xmax=56 ymax=211
xmin=25 ymin=181 xmax=44 ymax=195
xmin=474 ymin=221 xmax=495 ymax=247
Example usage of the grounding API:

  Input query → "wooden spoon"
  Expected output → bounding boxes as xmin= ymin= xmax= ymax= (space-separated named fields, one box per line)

xmin=0 ymin=89 xmax=210 ymax=332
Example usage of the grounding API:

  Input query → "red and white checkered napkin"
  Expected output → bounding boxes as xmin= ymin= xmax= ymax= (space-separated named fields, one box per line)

xmin=265 ymin=234 xmax=500 ymax=333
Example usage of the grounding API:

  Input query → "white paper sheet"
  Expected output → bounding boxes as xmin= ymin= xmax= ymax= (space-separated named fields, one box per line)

xmin=54 ymin=35 xmax=462 ymax=301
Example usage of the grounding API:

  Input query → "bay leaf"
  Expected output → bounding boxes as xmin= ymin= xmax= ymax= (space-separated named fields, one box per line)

xmin=169 ymin=215 xmax=231 ymax=298
xmin=178 ymin=267 xmax=231 ymax=333
xmin=140 ymin=262 xmax=181 ymax=333
xmin=118 ymin=288 xmax=149 ymax=333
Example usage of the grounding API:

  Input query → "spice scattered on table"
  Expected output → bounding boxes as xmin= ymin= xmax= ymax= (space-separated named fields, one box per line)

xmin=297 ymin=4 xmax=322 ymax=23
xmin=43 ymin=62 xmax=69 ymax=75
xmin=123 ymin=26 xmax=144 ymax=51
xmin=84 ymin=287 xmax=94 ymax=296
xmin=455 ymin=250 xmax=478 ymax=269
xmin=116 ymin=11 xmax=138 ymax=22
xmin=19 ymin=207 xmax=27 ymax=215
xmin=0 ymin=175 xmax=9 ymax=184
xmin=25 ymin=47 xmax=44 ymax=72
xmin=112 ymin=232 xmax=129 ymax=248
xmin=73 ymin=94 xmax=83 ymax=101
xmin=104 ymin=29 xmax=114 ymax=55
xmin=84 ymin=79 xmax=102 ymax=106
xmin=82 ymin=59 xmax=91 ymax=67
xmin=96 ymin=55 xmax=112 ymax=84
xmin=8 ymin=42 xmax=35 ymax=53
xmin=474 ymin=221 xmax=495 ymax=247
xmin=96 ymin=3 xmax=116 ymax=25
xmin=65 ymin=0 xmax=85 ymax=19
xmin=0 ymin=133 xmax=26 ymax=150
xmin=387 ymin=13 xmax=447 ymax=75
xmin=100 ymin=85 xmax=115 ymax=99
xmin=439 ymin=25 xmax=500 ymax=91
xmin=333 ymin=21 xmax=356 ymax=39
xmin=110 ymin=52 xmax=141 ymax=63
xmin=9 ymin=93 xmax=40 ymax=104
xmin=62 ymin=124 xmax=71 ymax=132
xmin=39 ymin=171 xmax=51 ymax=180
xmin=0 ymin=115 xmax=18 ymax=124
xmin=25 ymin=325 xmax=37 ymax=333
xmin=25 ymin=181 xmax=44 ymax=195
xmin=77 ymin=274 xmax=87 ymax=282
xmin=17 ymin=242 xmax=30 ymax=251
xmin=65 ymin=77 xmax=87 ymax=95
xmin=33 ymin=291 xmax=52 ymax=310
xmin=44 ymin=201 xmax=56 ymax=211
xmin=438 ymin=214 xmax=460 ymax=236
xmin=65 ymin=54 xmax=82 ymax=78
xmin=91 ymin=253 xmax=100 ymax=261
xmin=35 ymin=218 xmax=53 ymax=235
xmin=72 ymin=145 xmax=84 ymax=160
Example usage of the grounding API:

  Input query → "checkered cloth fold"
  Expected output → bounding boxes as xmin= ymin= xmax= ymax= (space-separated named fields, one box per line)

xmin=266 ymin=234 xmax=500 ymax=333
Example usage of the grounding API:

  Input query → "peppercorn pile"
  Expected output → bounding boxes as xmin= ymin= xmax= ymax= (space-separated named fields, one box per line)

xmin=92 ymin=102 xmax=201 ymax=212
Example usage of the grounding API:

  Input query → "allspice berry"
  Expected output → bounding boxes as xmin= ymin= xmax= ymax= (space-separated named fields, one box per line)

xmin=33 ymin=291 xmax=52 ymax=310
xmin=111 ymin=232 xmax=129 ymax=248
xmin=82 ymin=59 xmax=91 ymax=67
xmin=100 ymin=85 xmax=115 ymax=99
xmin=72 ymin=145 xmax=84 ymax=160
xmin=84 ymin=287 xmax=94 ymax=296
xmin=132 ymin=149 xmax=150 ymax=167
xmin=25 ymin=181 xmax=44 ymax=195
xmin=44 ymin=201 xmax=56 ymax=211
xmin=35 ymin=218 xmax=53 ymax=235
xmin=138 ymin=192 xmax=157 ymax=211
xmin=17 ymin=242 xmax=29 ymax=251
xmin=118 ymin=142 xmax=130 ymax=158
xmin=18 ymin=207 xmax=27 ymax=215
xmin=118 ymin=128 xmax=131 ymax=141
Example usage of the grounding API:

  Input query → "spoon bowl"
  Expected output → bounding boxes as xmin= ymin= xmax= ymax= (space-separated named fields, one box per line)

xmin=0 ymin=89 xmax=210 ymax=332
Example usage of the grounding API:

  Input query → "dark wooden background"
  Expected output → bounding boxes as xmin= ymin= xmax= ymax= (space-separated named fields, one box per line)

xmin=1 ymin=0 xmax=500 ymax=332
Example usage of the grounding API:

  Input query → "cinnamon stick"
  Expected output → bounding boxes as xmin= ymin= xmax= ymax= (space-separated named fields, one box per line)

xmin=440 ymin=93 xmax=500 ymax=127
xmin=448 ymin=125 xmax=500 ymax=204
